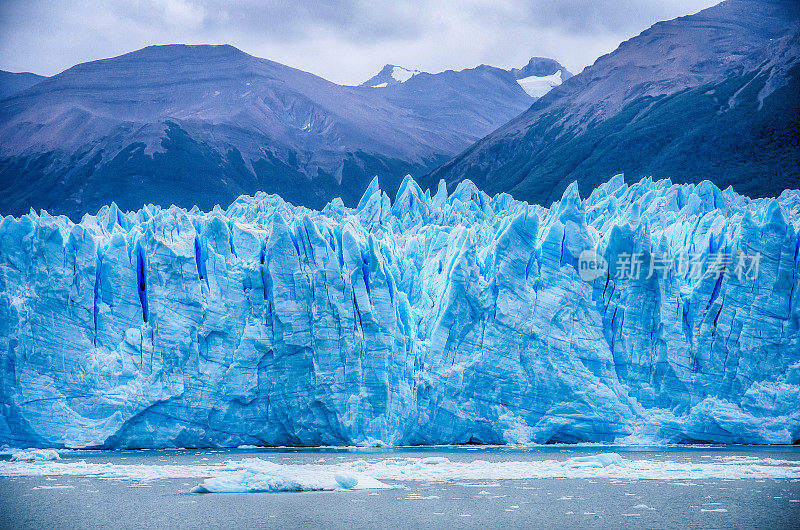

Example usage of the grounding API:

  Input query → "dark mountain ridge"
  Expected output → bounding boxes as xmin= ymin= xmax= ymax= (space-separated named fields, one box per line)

xmin=425 ymin=0 xmax=800 ymax=204
xmin=0 ymin=70 xmax=46 ymax=99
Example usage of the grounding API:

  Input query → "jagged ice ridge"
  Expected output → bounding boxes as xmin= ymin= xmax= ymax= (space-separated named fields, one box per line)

xmin=1 ymin=174 xmax=798 ymax=448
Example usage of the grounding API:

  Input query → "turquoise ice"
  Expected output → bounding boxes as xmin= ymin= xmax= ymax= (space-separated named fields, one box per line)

xmin=0 ymin=175 xmax=798 ymax=448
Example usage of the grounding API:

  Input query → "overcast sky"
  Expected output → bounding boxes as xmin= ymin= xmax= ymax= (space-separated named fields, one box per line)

xmin=0 ymin=0 xmax=719 ymax=85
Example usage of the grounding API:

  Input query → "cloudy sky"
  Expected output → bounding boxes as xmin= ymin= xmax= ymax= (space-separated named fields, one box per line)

xmin=0 ymin=0 xmax=719 ymax=85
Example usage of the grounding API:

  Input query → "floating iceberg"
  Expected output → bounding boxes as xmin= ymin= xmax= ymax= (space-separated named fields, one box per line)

xmin=564 ymin=453 xmax=623 ymax=468
xmin=190 ymin=462 xmax=386 ymax=493
xmin=0 ymin=175 xmax=798 ymax=448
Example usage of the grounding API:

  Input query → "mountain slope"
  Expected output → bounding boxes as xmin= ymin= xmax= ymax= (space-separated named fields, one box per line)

xmin=426 ymin=0 xmax=800 ymax=204
xmin=0 ymin=46 xmax=547 ymax=218
xmin=0 ymin=70 xmax=46 ymax=99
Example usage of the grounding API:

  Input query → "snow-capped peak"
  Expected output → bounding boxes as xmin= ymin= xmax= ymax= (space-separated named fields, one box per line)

xmin=360 ymin=64 xmax=422 ymax=88
xmin=509 ymin=57 xmax=572 ymax=99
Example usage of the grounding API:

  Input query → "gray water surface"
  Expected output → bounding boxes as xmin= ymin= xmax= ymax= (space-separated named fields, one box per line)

xmin=2 ymin=446 xmax=799 ymax=529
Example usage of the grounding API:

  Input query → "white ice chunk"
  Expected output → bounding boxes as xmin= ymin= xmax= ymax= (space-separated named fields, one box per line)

xmin=9 ymin=449 xmax=61 ymax=461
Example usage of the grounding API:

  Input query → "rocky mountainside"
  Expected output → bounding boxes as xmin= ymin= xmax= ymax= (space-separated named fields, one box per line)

xmin=426 ymin=0 xmax=800 ymax=205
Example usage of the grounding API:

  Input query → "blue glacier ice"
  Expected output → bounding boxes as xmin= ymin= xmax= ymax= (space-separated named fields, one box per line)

xmin=0 ymin=175 xmax=798 ymax=448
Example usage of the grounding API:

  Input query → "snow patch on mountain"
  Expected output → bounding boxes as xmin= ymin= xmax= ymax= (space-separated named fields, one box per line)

xmin=516 ymin=71 xmax=563 ymax=98
xmin=360 ymin=64 xmax=423 ymax=87
xmin=390 ymin=66 xmax=420 ymax=83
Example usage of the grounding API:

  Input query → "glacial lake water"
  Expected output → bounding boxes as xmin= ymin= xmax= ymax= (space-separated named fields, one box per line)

xmin=1 ymin=445 xmax=799 ymax=529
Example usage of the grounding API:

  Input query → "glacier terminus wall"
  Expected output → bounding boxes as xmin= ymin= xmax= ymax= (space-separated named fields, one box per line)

xmin=1 ymin=175 xmax=798 ymax=448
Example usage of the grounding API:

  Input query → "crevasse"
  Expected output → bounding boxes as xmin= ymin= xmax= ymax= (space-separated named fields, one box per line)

xmin=0 ymin=174 xmax=798 ymax=448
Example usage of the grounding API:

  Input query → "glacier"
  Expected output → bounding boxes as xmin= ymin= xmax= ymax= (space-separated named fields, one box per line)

xmin=0 ymin=174 xmax=798 ymax=448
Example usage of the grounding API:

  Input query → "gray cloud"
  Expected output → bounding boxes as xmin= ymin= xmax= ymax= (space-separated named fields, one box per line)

xmin=0 ymin=0 xmax=719 ymax=84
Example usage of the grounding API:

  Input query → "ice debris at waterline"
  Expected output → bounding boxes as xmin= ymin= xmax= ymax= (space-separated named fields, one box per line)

xmin=2 ymin=454 xmax=800 ymax=488
xmin=1 ymin=174 xmax=799 ymax=448
xmin=1 ymin=448 xmax=61 ymax=461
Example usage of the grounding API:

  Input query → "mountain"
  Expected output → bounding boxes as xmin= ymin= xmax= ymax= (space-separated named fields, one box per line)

xmin=0 ymin=70 xmax=46 ymax=99
xmin=355 ymin=59 xmax=571 ymax=148
xmin=1 ymin=175 xmax=798 ymax=447
xmin=0 ymin=46 xmax=557 ymax=219
xmin=0 ymin=45 xmax=456 ymax=218
xmin=426 ymin=0 xmax=800 ymax=205
xmin=361 ymin=58 xmax=571 ymax=101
